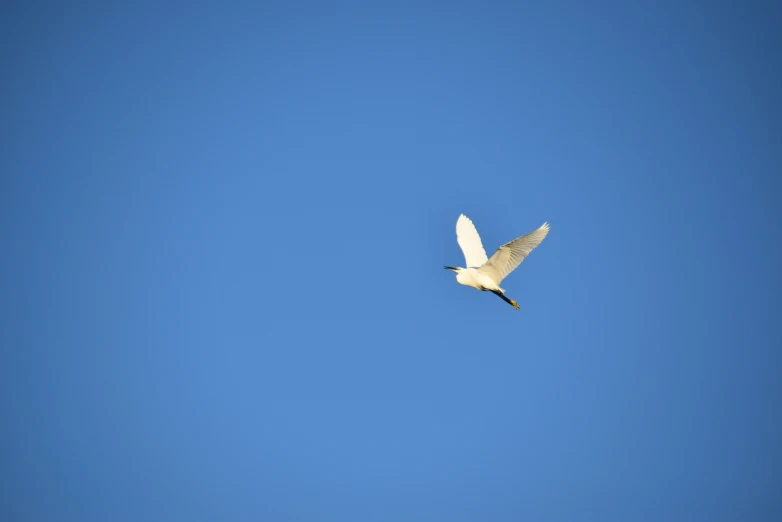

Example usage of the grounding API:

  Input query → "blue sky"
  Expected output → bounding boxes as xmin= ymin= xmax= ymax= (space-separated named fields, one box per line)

xmin=2 ymin=1 xmax=780 ymax=520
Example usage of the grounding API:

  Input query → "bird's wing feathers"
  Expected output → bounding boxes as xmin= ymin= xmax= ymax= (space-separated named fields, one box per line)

xmin=456 ymin=214 xmax=488 ymax=268
xmin=478 ymin=222 xmax=550 ymax=284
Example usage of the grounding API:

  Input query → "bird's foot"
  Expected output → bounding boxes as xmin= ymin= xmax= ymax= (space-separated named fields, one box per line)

xmin=510 ymin=300 xmax=519 ymax=310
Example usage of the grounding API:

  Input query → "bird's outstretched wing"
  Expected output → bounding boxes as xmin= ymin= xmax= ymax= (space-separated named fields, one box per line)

xmin=479 ymin=222 xmax=550 ymax=284
xmin=456 ymin=214 xmax=488 ymax=268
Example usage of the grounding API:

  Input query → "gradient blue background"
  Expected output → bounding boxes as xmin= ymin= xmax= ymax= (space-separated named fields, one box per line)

xmin=2 ymin=1 xmax=781 ymax=521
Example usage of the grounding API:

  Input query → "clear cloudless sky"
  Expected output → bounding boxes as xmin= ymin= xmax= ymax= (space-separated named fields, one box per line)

xmin=2 ymin=1 xmax=781 ymax=521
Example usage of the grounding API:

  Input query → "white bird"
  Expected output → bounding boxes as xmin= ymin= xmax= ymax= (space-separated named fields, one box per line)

xmin=445 ymin=214 xmax=550 ymax=310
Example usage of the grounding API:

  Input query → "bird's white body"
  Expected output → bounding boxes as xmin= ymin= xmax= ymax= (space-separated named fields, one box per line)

xmin=445 ymin=214 xmax=550 ymax=310
xmin=455 ymin=267 xmax=504 ymax=292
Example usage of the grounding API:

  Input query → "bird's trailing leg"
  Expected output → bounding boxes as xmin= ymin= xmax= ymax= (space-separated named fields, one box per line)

xmin=491 ymin=290 xmax=520 ymax=310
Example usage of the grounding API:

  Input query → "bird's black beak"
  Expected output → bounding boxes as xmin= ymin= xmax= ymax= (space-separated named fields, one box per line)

xmin=444 ymin=266 xmax=457 ymax=271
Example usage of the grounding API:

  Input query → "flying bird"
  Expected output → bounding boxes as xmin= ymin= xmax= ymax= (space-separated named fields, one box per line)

xmin=445 ymin=214 xmax=550 ymax=310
